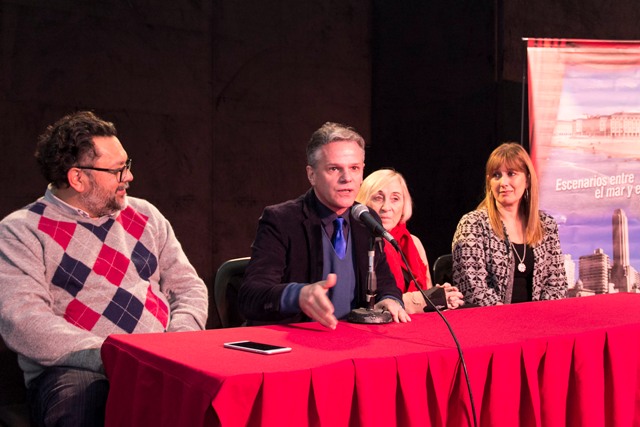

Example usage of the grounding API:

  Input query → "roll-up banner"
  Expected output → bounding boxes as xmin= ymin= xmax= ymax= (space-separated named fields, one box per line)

xmin=527 ymin=38 xmax=640 ymax=296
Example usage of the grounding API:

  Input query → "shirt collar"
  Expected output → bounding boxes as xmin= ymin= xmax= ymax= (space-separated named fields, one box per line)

xmin=45 ymin=184 xmax=121 ymax=219
xmin=312 ymin=195 xmax=351 ymax=229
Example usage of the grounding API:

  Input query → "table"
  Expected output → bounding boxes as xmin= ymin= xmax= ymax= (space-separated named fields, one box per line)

xmin=101 ymin=293 xmax=640 ymax=427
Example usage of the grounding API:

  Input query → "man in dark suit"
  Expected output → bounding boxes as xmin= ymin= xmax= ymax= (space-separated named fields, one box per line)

xmin=239 ymin=122 xmax=409 ymax=329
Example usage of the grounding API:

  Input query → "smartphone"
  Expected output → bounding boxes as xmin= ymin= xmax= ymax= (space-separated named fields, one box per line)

xmin=223 ymin=340 xmax=292 ymax=355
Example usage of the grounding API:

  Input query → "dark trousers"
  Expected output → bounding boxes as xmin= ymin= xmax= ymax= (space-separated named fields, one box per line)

xmin=27 ymin=367 xmax=109 ymax=427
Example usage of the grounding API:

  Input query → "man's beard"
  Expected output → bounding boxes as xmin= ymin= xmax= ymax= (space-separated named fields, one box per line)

xmin=80 ymin=178 xmax=128 ymax=218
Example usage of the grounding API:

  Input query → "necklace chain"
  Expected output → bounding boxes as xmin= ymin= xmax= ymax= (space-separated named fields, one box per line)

xmin=510 ymin=241 xmax=527 ymax=272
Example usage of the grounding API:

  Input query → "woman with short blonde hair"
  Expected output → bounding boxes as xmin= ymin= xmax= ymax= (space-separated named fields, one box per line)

xmin=357 ymin=169 xmax=464 ymax=313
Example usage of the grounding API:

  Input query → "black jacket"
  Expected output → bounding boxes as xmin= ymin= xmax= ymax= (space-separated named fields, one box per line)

xmin=238 ymin=189 xmax=401 ymax=323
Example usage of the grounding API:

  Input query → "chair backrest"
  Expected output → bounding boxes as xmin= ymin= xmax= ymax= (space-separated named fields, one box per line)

xmin=214 ymin=257 xmax=250 ymax=328
xmin=432 ymin=254 xmax=453 ymax=286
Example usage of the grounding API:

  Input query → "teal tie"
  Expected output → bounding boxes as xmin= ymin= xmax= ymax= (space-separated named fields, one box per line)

xmin=332 ymin=217 xmax=346 ymax=259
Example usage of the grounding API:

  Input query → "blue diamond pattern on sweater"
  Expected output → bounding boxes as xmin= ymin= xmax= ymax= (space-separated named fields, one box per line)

xmin=79 ymin=219 xmax=115 ymax=242
xmin=29 ymin=202 xmax=46 ymax=215
xmin=131 ymin=241 xmax=157 ymax=281
xmin=103 ymin=287 xmax=144 ymax=333
xmin=52 ymin=253 xmax=92 ymax=297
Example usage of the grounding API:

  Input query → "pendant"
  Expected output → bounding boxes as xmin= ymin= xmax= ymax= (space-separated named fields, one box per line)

xmin=518 ymin=262 xmax=526 ymax=273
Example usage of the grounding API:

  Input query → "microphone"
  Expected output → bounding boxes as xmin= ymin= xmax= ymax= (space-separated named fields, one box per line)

xmin=351 ymin=204 xmax=400 ymax=250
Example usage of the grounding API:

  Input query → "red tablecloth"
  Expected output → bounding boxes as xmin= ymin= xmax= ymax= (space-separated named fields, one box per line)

xmin=101 ymin=293 xmax=640 ymax=427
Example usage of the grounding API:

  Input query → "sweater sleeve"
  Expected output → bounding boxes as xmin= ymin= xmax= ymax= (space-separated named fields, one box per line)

xmin=538 ymin=213 xmax=568 ymax=300
xmin=0 ymin=222 xmax=104 ymax=374
xmin=151 ymin=206 xmax=208 ymax=332
xmin=452 ymin=211 xmax=504 ymax=306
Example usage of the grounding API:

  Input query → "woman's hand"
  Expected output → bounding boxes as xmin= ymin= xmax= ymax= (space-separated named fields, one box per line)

xmin=437 ymin=283 xmax=465 ymax=309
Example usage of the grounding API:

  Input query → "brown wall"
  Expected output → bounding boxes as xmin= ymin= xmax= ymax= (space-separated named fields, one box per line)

xmin=212 ymin=0 xmax=372 ymax=277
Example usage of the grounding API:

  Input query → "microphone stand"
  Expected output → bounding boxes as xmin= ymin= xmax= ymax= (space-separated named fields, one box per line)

xmin=347 ymin=236 xmax=392 ymax=324
xmin=397 ymin=249 xmax=478 ymax=427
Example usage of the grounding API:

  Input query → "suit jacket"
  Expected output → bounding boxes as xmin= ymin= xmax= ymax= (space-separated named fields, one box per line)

xmin=238 ymin=189 xmax=402 ymax=323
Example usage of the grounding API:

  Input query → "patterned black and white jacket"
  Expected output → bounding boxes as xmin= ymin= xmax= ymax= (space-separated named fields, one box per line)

xmin=452 ymin=208 xmax=568 ymax=306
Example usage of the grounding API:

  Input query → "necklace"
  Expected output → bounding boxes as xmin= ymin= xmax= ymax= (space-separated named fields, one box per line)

xmin=510 ymin=242 xmax=527 ymax=272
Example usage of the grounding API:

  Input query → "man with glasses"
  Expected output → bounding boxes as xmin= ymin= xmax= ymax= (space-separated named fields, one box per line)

xmin=0 ymin=111 xmax=208 ymax=426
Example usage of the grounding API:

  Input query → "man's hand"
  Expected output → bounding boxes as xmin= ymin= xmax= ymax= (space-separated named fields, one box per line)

xmin=374 ymin=298 xmax=411 ymax=323
xmin=299 ymin=273 xmax=338 ymax=329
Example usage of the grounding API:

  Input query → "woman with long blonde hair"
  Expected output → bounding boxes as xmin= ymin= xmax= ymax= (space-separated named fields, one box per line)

xmin=452 ymin=143 xmax=567 ymax=306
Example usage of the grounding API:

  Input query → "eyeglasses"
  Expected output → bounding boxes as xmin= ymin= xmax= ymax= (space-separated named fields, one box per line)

xmin=76 ymin=158 xmax=132 ymax=183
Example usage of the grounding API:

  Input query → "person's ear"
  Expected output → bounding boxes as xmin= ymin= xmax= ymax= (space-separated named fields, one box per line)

xmin=306 ymin=165 xmax=316 ymax=186
xmin=67 ymin=167 xmax=86 ymax=192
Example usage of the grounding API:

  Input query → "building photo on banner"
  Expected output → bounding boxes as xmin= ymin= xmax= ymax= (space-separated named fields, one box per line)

xmin=528 ymin=38 xmax=640 ymax=296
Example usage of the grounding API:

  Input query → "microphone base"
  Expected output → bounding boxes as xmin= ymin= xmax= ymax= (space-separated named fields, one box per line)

xmin=346 ymin=308 xmax=393 ymax=324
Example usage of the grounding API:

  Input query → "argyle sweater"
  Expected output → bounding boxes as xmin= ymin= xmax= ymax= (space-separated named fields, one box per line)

xmin=0 ymin=189 xmax=208 ymax=385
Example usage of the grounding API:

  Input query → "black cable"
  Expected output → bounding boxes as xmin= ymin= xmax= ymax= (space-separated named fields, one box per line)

xmin=397 ymin=249 xmax=478 ymax=427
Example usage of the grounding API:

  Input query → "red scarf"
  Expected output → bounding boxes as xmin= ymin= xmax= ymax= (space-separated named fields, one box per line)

xmin=384 ymin=223 xmax=429 ymax=292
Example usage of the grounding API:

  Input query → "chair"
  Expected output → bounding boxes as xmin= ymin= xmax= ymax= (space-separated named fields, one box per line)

xmin=432 ymin=254 xmax=453 ymax=286
xmin=213 ymin=257 xmax=250 ymax=328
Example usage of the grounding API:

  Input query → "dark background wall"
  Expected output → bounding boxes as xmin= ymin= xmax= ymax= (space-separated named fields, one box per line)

xmin=2 ymin=0 xmax=639 ymax=328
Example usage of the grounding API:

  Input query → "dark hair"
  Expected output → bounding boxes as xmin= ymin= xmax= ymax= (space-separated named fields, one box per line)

xmin=35 ymin=111 xmax=117 ymax=188
xmin=306 ymin=122 xmax=365 ymax=168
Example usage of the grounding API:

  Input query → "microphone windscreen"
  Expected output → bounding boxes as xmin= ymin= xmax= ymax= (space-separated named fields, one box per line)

xmin=351 ymin=204 xmax=369 ymax=220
